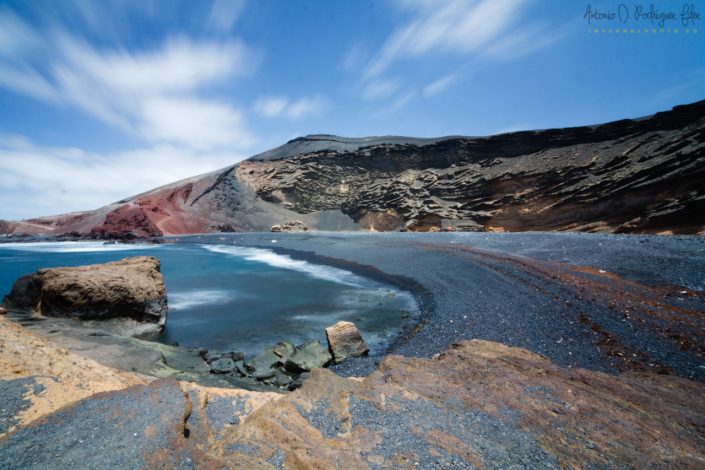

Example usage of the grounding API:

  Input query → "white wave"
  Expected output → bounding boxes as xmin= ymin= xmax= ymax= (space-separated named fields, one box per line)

xmin=202 ymin=245 xmax=366 ymax=287
xmin=0 ymin=241 xmax=160 ymax=253
xmin=169 ymin=289 xmax=233 ymax=310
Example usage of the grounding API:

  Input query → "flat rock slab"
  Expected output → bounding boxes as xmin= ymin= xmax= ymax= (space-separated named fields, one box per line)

xmin=0 ymin=379 xmax=195 ymax=469
xmin=2 ymin=256 xmax=167 ymax=336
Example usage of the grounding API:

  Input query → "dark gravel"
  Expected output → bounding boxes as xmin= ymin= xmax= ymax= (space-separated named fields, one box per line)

xmin=348 ymin=395 xmax=559 ymax=469
xmin=0 ymin=379 xmax=192 ymax=470
xmin=0 ymin=377 xmax=44 ymax=435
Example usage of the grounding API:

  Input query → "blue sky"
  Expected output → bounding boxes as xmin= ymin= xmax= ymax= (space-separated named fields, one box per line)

xmin=0 ymin=0 xmax=703 ymax=219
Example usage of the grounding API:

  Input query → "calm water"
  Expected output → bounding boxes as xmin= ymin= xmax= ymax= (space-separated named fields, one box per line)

xmin=0 ymin=241 xmax=418 ymax=356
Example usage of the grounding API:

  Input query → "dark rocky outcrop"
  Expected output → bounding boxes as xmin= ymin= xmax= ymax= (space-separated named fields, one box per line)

xmin=3 ymin=100 xmax=704 ymax=236
xmin=270 ymin=220 xmax=309 ymax=232
xmin=2 ymin=256 xmax=167 ymax=336
xmin=199 ymin=339 xmax=335 ymax=391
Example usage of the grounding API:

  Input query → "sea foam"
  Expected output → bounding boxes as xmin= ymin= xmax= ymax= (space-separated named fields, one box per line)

xmin=203 ymin=245 xmax=366 ymax=287
xmin=169 ymin=289 xmax=233 ymax=310
xmin=0 ymin=241 xmax=160 ymax=253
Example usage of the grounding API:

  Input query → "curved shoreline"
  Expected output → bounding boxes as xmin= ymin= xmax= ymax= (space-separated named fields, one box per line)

xmin=4 ymin=232 xmax=705 ymax=383
xmin=180 ymin=231 xmax=705 ymax=382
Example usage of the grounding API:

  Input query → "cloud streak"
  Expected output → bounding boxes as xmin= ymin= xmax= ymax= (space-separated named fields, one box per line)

xmin=253 ymin=96 xmax=326 ymax=119
xmin=0 ymin=9 xmax=259 ymax=151
xmin=365 ymin=0 xmax=539 ymax=78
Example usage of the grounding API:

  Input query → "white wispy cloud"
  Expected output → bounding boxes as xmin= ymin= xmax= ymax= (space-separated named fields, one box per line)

xmin=362 ymin=79 xmax=401 ymax=100
xmin=140 ymin=97 xmax=254 ymax=150
xmin=365 ymin=0 xmax=537 ymax=78
xmin=0 ymin=134 xmax=245 ymax=220
xmin=340 ymin=42 xmax=368 ymax=71
xmin=208 ymin=0 xmax=247 ymax=33
xmin=0 ymin=9 xmax=259 ymax=151
xmin=253 ymin=96 xmax=326 ymax=119
xmin=422 ymin=73 xmax=458 ymax=98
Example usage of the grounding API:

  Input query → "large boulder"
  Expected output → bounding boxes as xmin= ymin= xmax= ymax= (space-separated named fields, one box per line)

xmin=2 ymin=256 xmax=167 ymax=335
xmin=325 ymin=321 xmax=369 ymax=363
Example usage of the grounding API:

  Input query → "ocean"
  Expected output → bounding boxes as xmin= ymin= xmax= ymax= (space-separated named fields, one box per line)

xmin=0 ymin=241 xmax=418 ymax=356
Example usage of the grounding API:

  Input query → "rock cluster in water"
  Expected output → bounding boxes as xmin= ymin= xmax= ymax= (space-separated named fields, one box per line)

xmin=202 ymin=321 xmax=368 ymax=390
xmin=270 ymin=220 xmax=309 ymax=232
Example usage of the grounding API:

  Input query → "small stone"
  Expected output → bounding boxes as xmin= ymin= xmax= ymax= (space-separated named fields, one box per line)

xmin=254 ymin=369 xmax=276 ymax=380
xmin=272 ymin=341 xmax=296 ymax=359
xmin=204 ymin=352 xmax=223 ymax=364
xmin=233 ymin=360 xmax=248 ymax=377
xmin=248 ymin=348 xmax=281 ymax=379
xmin=0 ymin=307 xmax=7 ymax=315
xmin=274 ymin=371 xmax=293 ymax=387
xmin=227 ymin=351 xmax=244 ymax=362
xmin=209 ymin=357 xmax=236 ymax=374
xmin=325 ymin=321 xmax=369 ymax=364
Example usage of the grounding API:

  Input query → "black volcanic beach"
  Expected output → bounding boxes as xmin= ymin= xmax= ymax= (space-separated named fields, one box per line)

xmin=177 ymin=232 xmax=705 ymax=382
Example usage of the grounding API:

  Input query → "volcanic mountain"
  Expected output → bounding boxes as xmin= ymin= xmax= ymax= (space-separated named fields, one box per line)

xmin=3 ymin=100 xmax=705 ymax=237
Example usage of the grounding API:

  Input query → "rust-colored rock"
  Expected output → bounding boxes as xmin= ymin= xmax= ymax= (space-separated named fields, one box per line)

xmin=2 ymin=256 xmax=167 ymax=335
xmin=89 ymin=203 xmax=163 ymax=239
xmin=1 ymin=337 xmax=704 ymax=467
xmin=211 ymin=340 xmax=705 ymax=468
xmin=325 ymin=320 xmax=368 ymax=363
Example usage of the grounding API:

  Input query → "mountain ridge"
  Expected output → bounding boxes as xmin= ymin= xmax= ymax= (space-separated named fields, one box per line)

xmin=2 ymin=99 xmax=704 ymax=237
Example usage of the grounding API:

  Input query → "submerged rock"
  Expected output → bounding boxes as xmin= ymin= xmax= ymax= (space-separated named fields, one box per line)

xmin=2 ymin=256 xmax=167 ymax=336
xmin=325 ymin=321 xmax=368 ymax=363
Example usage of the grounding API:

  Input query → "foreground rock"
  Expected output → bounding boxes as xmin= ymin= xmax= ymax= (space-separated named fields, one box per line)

xmin=326 ymin=320 xmax=369 ymax=363
xmin=2 ymin=256 xmax=167 ymax=336
xmin=0 ymin=316 xmax=144 ymax=437
xmin=2 ymin=339 xmax=703 ymax=468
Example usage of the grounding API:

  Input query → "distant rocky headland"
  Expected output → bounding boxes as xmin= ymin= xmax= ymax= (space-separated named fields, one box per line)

xmin=2 ymin=100 xmax=704 ymax=238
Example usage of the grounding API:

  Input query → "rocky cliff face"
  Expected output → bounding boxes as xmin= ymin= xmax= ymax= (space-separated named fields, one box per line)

xmin=3 ymin=100 xmax=704 ymax=236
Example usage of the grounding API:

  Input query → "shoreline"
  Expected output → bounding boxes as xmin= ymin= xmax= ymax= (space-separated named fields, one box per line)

xmin=2 ymin=232 xmax=704 ymax=468
xmin=2 ymin=232 xmax=705 ymax=382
